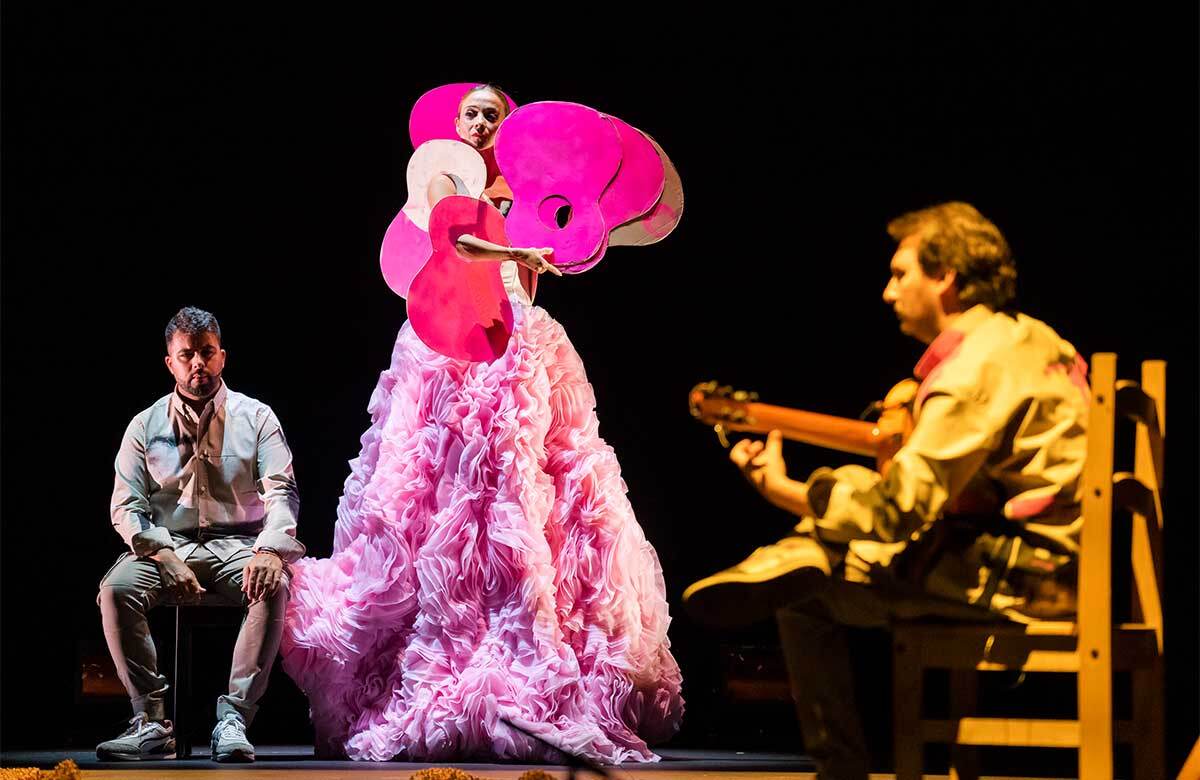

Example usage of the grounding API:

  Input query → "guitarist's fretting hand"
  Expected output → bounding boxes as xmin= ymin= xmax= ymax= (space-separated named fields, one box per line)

xmin=730 ymin=430 xmax=813 ymax=518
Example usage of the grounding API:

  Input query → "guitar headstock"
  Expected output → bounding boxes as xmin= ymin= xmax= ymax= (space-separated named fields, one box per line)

xmin=689 ymin=381 xmax=760 ymax=425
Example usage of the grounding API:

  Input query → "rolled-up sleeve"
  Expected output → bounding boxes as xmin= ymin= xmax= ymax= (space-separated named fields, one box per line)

xmin=805 ymin=392 xmax=995 ymax=544
xmin=252 ymin=408 xmax=305 ymax=562
xmin=111 ymin=417 xmax=175 ymax=556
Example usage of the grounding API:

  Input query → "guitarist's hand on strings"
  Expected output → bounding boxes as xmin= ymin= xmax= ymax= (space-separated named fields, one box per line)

xmin=731 ymin=430 xmax=787 ymax=493
xmin=730 ymin=430 xmax=813 ymax=517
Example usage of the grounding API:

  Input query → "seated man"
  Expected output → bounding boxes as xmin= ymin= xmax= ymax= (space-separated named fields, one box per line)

xmin=684 ymin=202 xmax=1087 ymax=780
xmin=96 ymin=306 xmax=304 ymax=763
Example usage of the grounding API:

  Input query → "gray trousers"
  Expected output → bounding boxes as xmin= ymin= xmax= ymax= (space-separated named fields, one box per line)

xmin=773 ymin=536 xmax=1003 ymax=780
xmin=97 ymin=543 xmax=289 ymax=726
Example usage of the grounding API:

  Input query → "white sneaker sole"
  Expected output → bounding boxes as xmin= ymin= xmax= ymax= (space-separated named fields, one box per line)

xmin=212 ymin=747 xmax=255 ymax=763
xmin=96 ymin=746 xmax=177 ymax=761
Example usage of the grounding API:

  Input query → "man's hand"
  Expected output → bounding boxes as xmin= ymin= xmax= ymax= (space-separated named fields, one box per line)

xmin=150 ymin=548 xmax=206 ymax=603
xmin=242 ymin=551 xmax=284 ymax=603
xmin=731 ymin=429 xmax=787 ymax=495
xmin=730 ymin=429 xmax=813 ymax=517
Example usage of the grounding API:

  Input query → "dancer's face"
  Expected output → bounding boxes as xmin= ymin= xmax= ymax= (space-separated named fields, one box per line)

xmin=455 ymin=90 xmax=507 ymax=150
xmin=165 ymin=331 xmax=226 ymax=399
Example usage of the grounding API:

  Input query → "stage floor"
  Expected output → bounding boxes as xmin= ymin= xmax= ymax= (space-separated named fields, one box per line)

xmin=1 ymin=746 xmax=821 ymax=778
xmin=0 ymin=747 xmax=1081 ymax=779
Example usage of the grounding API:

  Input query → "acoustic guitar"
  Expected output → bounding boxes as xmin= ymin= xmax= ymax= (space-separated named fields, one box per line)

xmin=688 ymin=379 xmax=918 ymax=476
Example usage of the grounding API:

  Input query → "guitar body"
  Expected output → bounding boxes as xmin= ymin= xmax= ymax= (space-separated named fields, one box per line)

xmin=495 ymin=102 xmax=622 ymax=270
xmin=873 ymin=378 xmax=918 ymax=474
xmin=407 ymin=196 xmax=514 ymax=363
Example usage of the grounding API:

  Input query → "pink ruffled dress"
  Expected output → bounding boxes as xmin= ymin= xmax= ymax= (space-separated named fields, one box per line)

xmin=280 ymin=261 xmax=684 ymax=763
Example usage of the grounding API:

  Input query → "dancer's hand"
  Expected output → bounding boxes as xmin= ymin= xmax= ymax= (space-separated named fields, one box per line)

xmin=243 ymin=551 xmax=284 ymax=603
xmin=510 ymin=247 xmax=562 ymax=276
xmin=151 ymin=548 xmax=206 ymax=603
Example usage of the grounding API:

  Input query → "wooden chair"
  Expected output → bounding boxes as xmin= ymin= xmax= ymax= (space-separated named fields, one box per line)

xmin=163 ymin=591 xmax=243 ymax=758
xmin=891 ymin=354 xmax=1166 ymax=779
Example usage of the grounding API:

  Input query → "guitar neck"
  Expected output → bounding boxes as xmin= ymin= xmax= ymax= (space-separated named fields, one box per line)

xmin=694 ymin=398 xmax=888 ymax=457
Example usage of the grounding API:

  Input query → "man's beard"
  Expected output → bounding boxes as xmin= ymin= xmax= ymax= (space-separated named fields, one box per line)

xmin=186 ymin=373 xmax=220 ymax=398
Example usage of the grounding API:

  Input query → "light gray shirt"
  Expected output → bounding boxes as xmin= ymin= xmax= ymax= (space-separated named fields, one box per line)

xmin=110 ymin=381 xmax=304 ymax=563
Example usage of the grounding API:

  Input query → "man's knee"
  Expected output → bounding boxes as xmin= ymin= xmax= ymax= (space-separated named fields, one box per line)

xmin=250 ymin=577 xmax=290 ymax=619
xmin=97 ymin=582 xmax=148 ymax=616
xmin=97 ymin=555 xmax=163 ymax=612
xmin=779 ymin=576 xmax=892 ymax=631
xmin=269 ymin=577 xmax=290 ymax=610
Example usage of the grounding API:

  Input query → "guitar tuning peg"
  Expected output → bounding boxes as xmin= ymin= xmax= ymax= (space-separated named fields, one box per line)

xmin=731 ymin=390 xmax=751 ymax=402
xmin=749 ymin=392 xmax=760 ymax=401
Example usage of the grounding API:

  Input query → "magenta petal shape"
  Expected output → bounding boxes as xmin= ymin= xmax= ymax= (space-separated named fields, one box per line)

xmin=496 ymin=102 xmax=622 ymax=270
xmin=407 ymin=196 xmax=514 ymax=363
xmin=598 ymin=118 xmax=664 ymax=237
xmin=607 ymin=133 xmax=684 ymax=247
xmin=380 ymin=140 xmax=487 ymax=298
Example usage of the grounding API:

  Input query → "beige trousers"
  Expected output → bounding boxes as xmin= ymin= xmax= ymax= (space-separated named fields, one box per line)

xmin=97 ymin=542 xmax=288 ymax=726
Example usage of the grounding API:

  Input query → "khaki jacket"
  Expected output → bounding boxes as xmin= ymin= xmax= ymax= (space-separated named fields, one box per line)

xmin=804 ymin=305 xmax=1088 ymax=619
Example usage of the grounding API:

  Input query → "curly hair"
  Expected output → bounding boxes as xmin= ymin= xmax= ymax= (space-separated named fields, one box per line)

xmin=887 ymin=202 xmax=1017 ymax=311
xmin=164 ymin=306 xmax=221 ymax=348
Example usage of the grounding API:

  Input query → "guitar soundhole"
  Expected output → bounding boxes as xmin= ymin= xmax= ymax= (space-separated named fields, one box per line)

xmin=537 ymin=195 xmax=573 ymax=230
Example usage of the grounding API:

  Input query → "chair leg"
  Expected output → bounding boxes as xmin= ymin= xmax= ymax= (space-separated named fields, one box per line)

xmin=1077 ymin=643 xmax=1113 ymax=780
xmin=893 ymin=631 xmax=923 ymax=780
xmin=948 ymin=670 xmax=980 ymax=780
xmin=172 ymin=606 xmax=182 ymax=758
xmin=176 ymin=609 xmax=194 ymax=759
xmin=1131 ymin=660 xmax=1164 ymax=780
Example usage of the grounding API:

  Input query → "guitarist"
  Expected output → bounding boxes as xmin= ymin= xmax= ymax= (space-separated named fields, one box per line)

xmin=683 ymin=202 xmax=1088 ymax=780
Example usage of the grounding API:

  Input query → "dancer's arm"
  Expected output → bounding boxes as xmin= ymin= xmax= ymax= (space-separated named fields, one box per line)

xmin=455 ymin=235 xmax=561 ymax=276
xmin=425 ymin=173 xmax=561 ymax=275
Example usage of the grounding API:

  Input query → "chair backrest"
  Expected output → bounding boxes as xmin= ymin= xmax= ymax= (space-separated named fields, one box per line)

xmin=1077 ymin=354 xmax=1166 ymax=756
xmin=1080 ymin=354 xmax=1166 ymax=641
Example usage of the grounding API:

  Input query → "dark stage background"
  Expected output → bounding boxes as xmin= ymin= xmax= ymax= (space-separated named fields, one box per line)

xmin=3 ymin=5 xmax=1197 ymax=773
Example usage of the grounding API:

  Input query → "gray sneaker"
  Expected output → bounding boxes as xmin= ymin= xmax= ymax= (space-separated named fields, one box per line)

xmin=211 ymin=713 xmax=255 ymax=762
xmin=96 ymin=714 xmax=176 ymax=761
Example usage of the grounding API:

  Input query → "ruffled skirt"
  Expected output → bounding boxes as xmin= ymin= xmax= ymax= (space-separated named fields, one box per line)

xmin=280 ymin=305 xmax=684 ymax=763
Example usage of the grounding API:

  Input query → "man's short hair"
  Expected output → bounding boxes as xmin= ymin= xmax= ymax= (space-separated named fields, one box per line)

xmin=164 ymin=306 xmax=222 ymax=348
xmin=887 ymin=201 xmax=1017 ymax=311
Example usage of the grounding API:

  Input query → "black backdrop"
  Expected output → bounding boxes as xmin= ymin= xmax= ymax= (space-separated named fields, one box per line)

xmin=3 ymin=5 xmax=1196 ymax=772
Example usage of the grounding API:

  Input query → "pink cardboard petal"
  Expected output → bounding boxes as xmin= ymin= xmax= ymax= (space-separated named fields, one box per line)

xmin=379 ymin=212 xmax=432 ymax=299
xmin=608 ymin=132 xmax=684 ymax=247
xmin=495 ymin=102 xmax=622 ymax=270
xmin=380 ymin=140 xmax=487 ymax=298
xmin=599 ymin=116 xmax=665 ymax=233
xmin=409 ymin=83 xmax=518 ymax=149
xmin=407 ymin=196 xmax=514 ymax=363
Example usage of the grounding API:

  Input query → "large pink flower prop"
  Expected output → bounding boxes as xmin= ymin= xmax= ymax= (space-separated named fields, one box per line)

xmin=380 ymin=85 xmax=684 ymax=362
xmin=496 ymin=102 xmax=682 ymax=273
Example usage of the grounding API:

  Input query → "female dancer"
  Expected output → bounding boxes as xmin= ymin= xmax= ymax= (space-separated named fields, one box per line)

xmin=281 ymin=85 xmax=684 ymax=764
